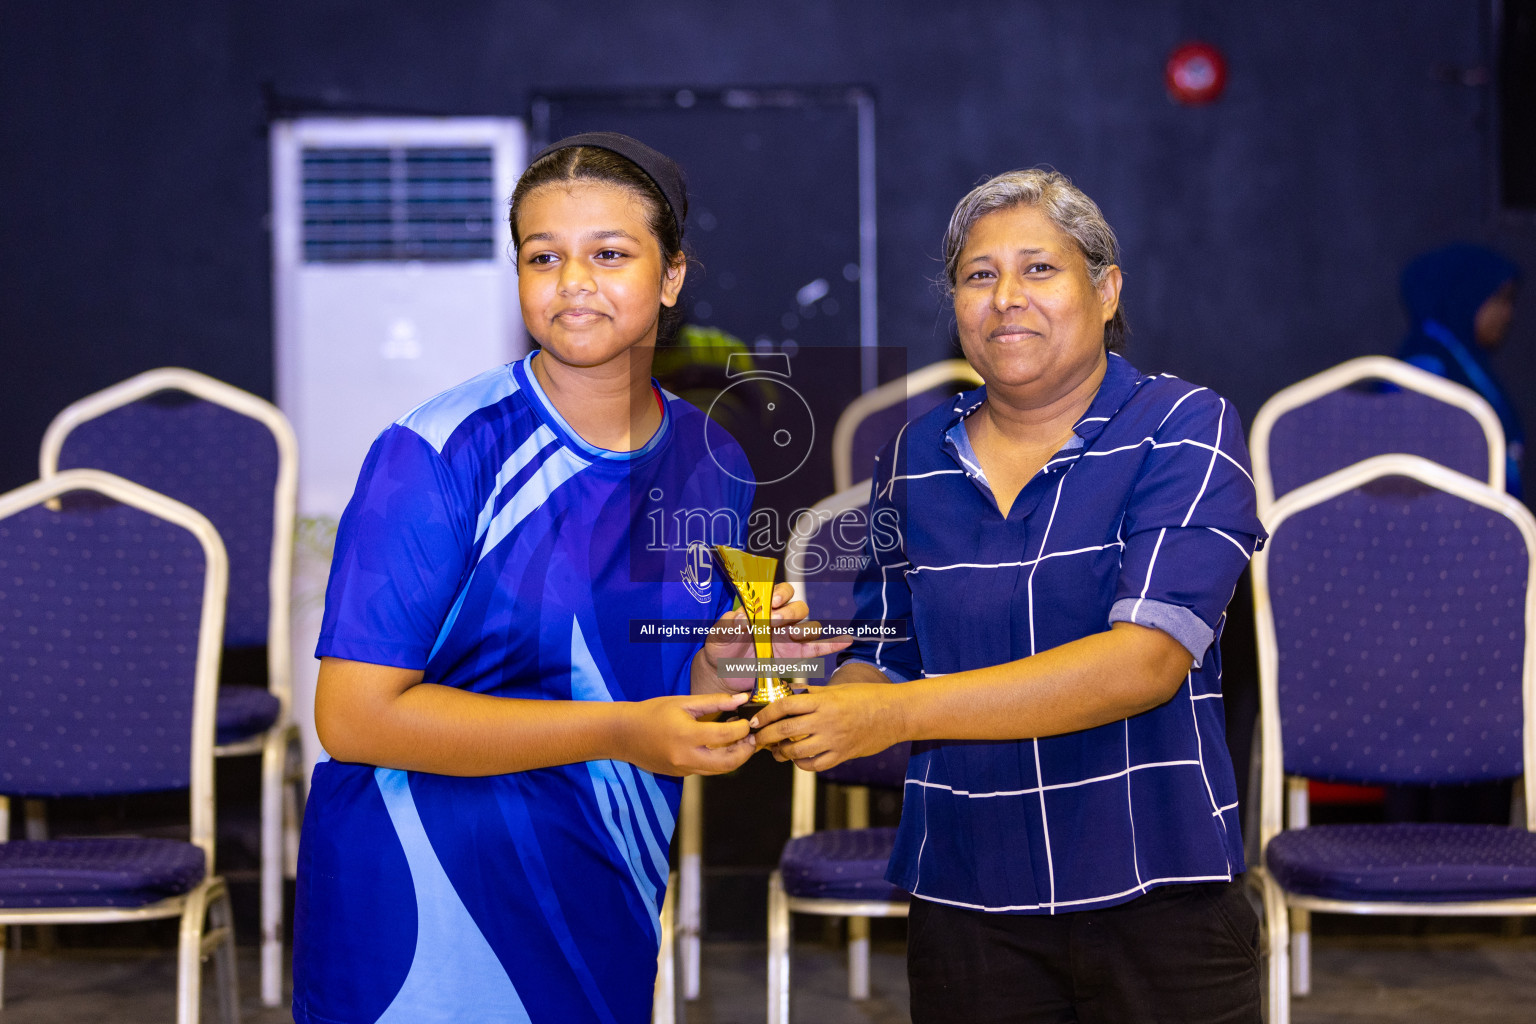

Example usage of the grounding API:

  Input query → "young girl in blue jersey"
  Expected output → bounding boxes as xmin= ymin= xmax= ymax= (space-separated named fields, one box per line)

xmin=293 ymin=133 xmax=844 ymax=1024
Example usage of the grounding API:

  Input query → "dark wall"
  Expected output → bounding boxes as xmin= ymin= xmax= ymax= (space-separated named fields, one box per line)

xmin=3 ymin=2 xmax=1533 ymax=493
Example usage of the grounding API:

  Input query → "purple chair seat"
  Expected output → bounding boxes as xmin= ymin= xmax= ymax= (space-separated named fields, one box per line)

xmin=780 ymin=827 xmax=906 ymax=902
xmin=0 ymin=838 xmax=207 ymax=909
xmin=1267 ymin=824 xmax=1536 ymax=903
xmin=216 ymin=684 xmax=281 ymax=745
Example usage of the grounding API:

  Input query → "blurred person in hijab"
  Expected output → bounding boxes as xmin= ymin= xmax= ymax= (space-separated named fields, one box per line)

xmin=1392 ymin=243 xmax=1522 ymax=828
xmin=1397 ymin=243 xmax=1523 ymax=499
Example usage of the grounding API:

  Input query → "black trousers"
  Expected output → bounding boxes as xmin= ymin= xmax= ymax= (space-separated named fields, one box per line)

xmin=907 ymin=881 xmax=1262 ymax=1024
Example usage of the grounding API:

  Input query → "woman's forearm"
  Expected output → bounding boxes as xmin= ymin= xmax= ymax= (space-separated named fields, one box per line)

xmin=755 ymin=622 xmax=1194 ymax=766
xmin=892 ymin=622 xmax=1194 ymax=742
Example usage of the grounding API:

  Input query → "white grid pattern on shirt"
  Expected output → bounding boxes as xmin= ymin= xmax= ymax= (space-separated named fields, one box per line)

xmin=905 ymin=757 xmax=1203 ymax=799
xmin=1024 ymin=468 xmax=1073 ymax=910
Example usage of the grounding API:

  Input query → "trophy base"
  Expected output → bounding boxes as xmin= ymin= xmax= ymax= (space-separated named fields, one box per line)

xmin=712 ymin=680 xmax=795 ymax=725
xmin=714 ymin=697 xmax=777 ymax=725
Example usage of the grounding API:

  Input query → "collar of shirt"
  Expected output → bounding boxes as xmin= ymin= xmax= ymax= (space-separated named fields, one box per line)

xmin=940 ymin=352 xmax=1144 ymax=482
xmin=515 ymin=351 xmax=673 ymax=466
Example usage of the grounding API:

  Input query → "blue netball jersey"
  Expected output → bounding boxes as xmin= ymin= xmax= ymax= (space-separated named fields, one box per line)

xmin=294 ymin=352 xmax=752 ymax=1024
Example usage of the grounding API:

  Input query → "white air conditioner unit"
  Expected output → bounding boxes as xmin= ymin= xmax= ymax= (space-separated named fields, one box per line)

xmin=270 ymin=116 xmax=526 ymax=521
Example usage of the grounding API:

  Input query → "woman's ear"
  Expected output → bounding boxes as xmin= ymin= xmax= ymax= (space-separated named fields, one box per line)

xmin=1097 ymin=265 xmax=1123 ymax=323
xmin=660 ymin=253 xmax=689 ymax=308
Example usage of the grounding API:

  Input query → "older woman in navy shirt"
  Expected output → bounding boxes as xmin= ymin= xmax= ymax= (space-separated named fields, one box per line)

xmin=755 ymin=169 xmax=1266 ymax=1023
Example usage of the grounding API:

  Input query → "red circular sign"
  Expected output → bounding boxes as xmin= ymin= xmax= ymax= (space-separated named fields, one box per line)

xmin=1165 ymin=41 xmax=1228 ymax=105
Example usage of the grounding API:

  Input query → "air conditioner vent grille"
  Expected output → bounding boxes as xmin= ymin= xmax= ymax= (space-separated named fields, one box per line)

xmin=301 ymin=146 xmax=499 ymax=262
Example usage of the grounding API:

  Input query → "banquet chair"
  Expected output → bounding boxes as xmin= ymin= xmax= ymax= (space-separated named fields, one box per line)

xmin=831 ymin=358 xmax=981 ymax=491
xmin=767 ymin=749 xmax=910 ymax=1024
xmin=766 ymin=484 xmax=911 ymax=1023
xmin=784 ymin=482 xmax=887 ymax=841
xmin=786 ymin=485 xmax=897 ymax=853
xmin=0 ymin=470 xmax=239 ymax=1023
xmin=40 ymin=367 xmax=300 ymax=1005
xmin=1251 ymin=454 xmax=1536 ymax=1024
xmin=1249 ymin=354 xmax=1504 ymax=515
xmin=1247 ymin=356 xmax=1510 ymax=978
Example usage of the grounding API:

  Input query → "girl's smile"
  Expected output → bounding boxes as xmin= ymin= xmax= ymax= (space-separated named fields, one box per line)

xmin=516 ymin=180 xmax=685 ymax=371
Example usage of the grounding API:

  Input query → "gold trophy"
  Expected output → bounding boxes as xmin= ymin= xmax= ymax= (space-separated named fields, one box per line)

xmin=711 ymin=544 xmax=793 ymax=720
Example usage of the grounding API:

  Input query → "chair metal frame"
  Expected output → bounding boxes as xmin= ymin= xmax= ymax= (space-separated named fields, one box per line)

xmin=831 ymin=358 xmax=982 ymax=492
xmin=652 ymin=870 xmax=679 ymax=1024
xmin=1252 ymin=453 xmax=1536 ymax=1024
xmin=767 ymin=483 xmax=909 ymax=1024
xmin=676 ymin=774 xmax=704 ymax=1001
xmin=0 ymin=469 xmax=239 ymax=1023
xmin=1249 ymin=355 xmax=1505 ymax=515
xmin=40 ymin=367 xmax=301 ymax=1006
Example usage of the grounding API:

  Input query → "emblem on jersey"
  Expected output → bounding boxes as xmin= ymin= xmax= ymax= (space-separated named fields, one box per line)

xmin=682 ymin=541 xmax=713 ymax=603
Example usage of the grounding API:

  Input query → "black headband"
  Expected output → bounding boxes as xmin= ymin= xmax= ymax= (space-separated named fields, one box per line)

xmin=527 ymin=131 xmax=688 ymax=239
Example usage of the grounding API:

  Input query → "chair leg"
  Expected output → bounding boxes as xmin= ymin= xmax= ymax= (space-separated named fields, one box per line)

xmin=847 ymin=915 xmax=870 ymax=1000
xmin=21 ymin=801 xmax=46 ymax=841
xmin=282 ymin=726 xmax=304 ymax=877
xmin=1259 ymin=874 xmax=1290 ymax=1024
xmin=21 ymin=802 xmax=56 ymax=954
xmin=210 ymin=884 xmax=242 ymax=1024
xmin=260 ymin=731 xmax=285 ymax=1007
xmin=767 ymin=871 xmax=790 ymax=1024
xmin=1289 ymin=909 xmax=1310 ymax=996
xmin=1 ymin=924 xmax=7 ymax=1009
xmin=1245 ymin=711 xmax=1263 ymax=870
xmin=679 ymin=773 xmax=703 ymax=1001
xmin=679 ymin=850 xmax=701 ymax=1001
xmin=653 ymin=872 xmax=677 ymax=1024
xmin=178 ymin=886 xmax=212 ymax=1024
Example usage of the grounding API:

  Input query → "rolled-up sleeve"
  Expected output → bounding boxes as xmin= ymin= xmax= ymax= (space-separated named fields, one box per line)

xmin=1109 ymin=391 xmax=1265 ymax=666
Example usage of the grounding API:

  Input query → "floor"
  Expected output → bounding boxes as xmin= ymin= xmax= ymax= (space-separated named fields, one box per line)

xmin=4 ymin=928 xmax=1536 ymax=1022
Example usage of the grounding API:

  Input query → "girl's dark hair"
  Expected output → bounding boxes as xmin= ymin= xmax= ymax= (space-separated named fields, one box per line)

xmin=509 ymin=146 xmax=688 ymax=342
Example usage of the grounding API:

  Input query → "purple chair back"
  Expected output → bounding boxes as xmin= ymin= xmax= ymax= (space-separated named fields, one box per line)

xmin=1266 ymin=478 xmax=1528 ymax=784
xmin=1265 ymin=384 xmax=1493 ymax=501
xmin=847 ymin=385 xmax=967 ymax=487
xmin=55 ymin=391 xmax=277 ymax=648
xmin=0 ymin=496 xmax=209 ymax=796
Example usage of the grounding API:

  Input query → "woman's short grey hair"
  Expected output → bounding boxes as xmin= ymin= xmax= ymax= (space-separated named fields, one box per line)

xmin=941 ymin=168 xmax=1128 ymax=353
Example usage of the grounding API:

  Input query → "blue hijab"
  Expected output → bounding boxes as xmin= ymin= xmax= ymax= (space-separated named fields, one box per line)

xmin=1397 ymin=243 xmax=1523 ymax=498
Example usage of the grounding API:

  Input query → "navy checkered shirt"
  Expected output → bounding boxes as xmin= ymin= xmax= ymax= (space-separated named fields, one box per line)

xmin=841 ymin=353 xmax=1266 ymax=913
